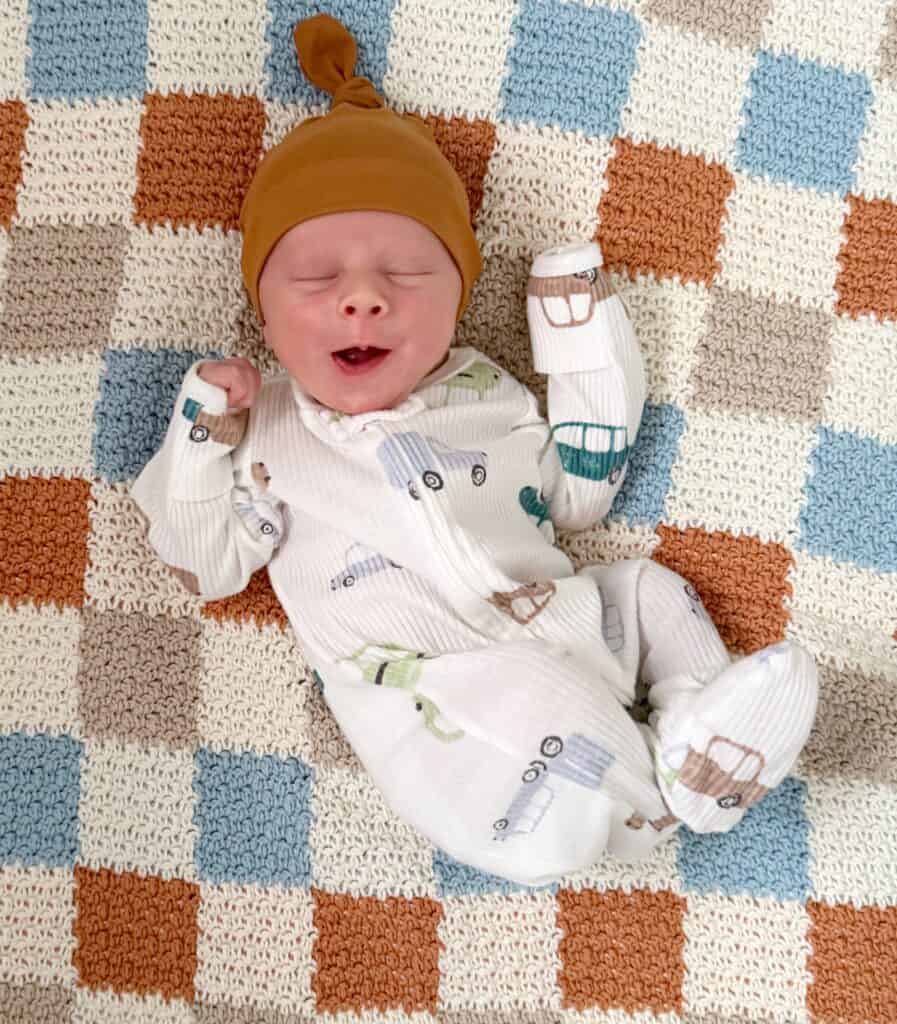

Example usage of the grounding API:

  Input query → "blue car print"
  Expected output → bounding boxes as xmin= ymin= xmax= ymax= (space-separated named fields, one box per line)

xmin=233 ymin=497 xmax=283 ymax=545
xmin=492 ymin=734 xmax=615 ymax=843
xmin=330 ymin=543 xmax=401 ymax=590
xmin=377 ymin=431 xmax=487 ymax=500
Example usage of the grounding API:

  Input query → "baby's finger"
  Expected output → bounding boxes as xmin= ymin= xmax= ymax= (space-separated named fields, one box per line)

xmin=226 ymin=381 xmax=248 ymax=408
xmin=238 ymin=371 xmax=262 ymax=409
xmin=231 ymin=371 xmax=260 ymax=409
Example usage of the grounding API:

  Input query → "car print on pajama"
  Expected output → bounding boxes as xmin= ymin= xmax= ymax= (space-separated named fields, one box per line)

xmin=527 ymin=263 xmax=611 ymax=328
xmin=441 ymin=359 xmax=502 ymax=404
xmin=342 ymin=643 xmax=464 ymax=743
xmin=232 ymin=498 xmax=282 ymax=544
xmin=550 ymin=421 xmax=631 ymax=485
xmin=658 ymin=735 xmax=769 ymax=811
xmin=181 ymin=397 xmax=248 ymax=447
xmin=376 ymin=431 xmax=487 ymax=500
xmin=330 ymin=542 xmax=401 ymax=590
xmin=492 ymin=733 xmax=615 ymax=842
xmin=518 ymin=485 xmax=552 ymax=527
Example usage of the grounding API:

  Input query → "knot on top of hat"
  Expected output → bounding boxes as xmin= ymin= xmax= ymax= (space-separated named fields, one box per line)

xmin=293 ymin=13 xmax=384 ymax=110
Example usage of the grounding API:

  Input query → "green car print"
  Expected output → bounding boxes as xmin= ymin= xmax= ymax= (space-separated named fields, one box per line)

xmin=550 ymin=421 xmax=631 ymax=484
xmin=443 ymin=360 xmax=502 ymax=402
xmin=342 ymin=643 xmax=464 ymax=743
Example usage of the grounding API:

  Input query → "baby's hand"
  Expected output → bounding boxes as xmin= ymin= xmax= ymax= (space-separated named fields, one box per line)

xmin=197 ymin=357 xmax=262 ymax=410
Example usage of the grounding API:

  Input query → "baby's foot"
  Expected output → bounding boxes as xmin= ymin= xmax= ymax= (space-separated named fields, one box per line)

xmin=650 ymin=640 xmax=818 ymax=833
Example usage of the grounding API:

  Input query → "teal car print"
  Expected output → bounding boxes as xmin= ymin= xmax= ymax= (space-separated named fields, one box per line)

xmin=182 ymin=397 xmax=247 ymax=446
xmin=377 ymin=431 xmax=487 ymax=500
xmin=518 ymin=485 xmax=551 ymax=527
xmin=550 ymin=421 xmax=631 ymax=484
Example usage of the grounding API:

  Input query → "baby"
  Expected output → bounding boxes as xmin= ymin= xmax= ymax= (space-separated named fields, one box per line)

xmin=131 ymin=14 xmax=818 ymax=885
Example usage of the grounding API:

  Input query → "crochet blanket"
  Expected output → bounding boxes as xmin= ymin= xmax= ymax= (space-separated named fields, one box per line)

xmin=2 ymin=1 xmax=896 ymax=1021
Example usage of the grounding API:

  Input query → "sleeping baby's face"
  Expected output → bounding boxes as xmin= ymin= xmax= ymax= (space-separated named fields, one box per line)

xmin=257 ymin=210 xmax=463 ymax=415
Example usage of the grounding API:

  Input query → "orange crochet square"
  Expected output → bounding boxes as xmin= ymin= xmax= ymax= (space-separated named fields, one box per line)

xmin=73 ymin=867 xmax=199 ymax=1002
xmin=557 ymin=887 xmax=686 ymax=1013
xmin=201 ymin=566 xmax=288 ymax=631
xmin=597 ymin=138 xmax=735 ymax=285
xmin=0 ymin=476 xmax=91 ymax=610
xmin=653 ymin=524 xmax=794 ymax=654
xmin=835 ymin=195 xmax=897 ymax=322
xmin=311 ymin=888 xmax=443 ymax=1014
xmin=0 ymin=100 xmax=28 ymax=228
xmin=135 ymin=92 xmax=266 ymax=231
xmin=423 ymin=114 xmax=497 ymax=224
xmin=807 ymin=900 xmax=897 ymax=1023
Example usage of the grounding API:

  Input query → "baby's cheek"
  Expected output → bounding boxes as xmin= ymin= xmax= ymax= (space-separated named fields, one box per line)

xmin=277 ymin=297 xmax=323 ymax=339
xmin=411 ymin=286 xmax=452 ymax=322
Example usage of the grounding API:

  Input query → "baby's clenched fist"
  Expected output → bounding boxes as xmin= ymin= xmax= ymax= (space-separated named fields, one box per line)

xmin=198 ymin=357 xmax=262 ymax=410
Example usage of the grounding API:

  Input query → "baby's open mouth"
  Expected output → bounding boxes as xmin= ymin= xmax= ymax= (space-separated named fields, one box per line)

xmin=332 ymin=346 xmax=390 ymax=371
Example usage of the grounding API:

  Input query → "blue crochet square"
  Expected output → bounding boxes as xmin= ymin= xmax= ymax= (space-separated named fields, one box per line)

xmin=93 ymin=348 xmax=220 ymax=484
xmin=735 ymin=51 xmax=872 ymax=195
xmin=500 ymin=0 xmax=641 ymax=137
xmin=194 ymin=749 xmax=314 ymax=887
xmin=26 ymin=0 xmax=147 ymax=100
xmin=678 ymin=777 xmax=811 ymax=901
xmin=798 ymin=427 xmax=897 ymax=572
xmin=265 ymin=0 xmax=395 ymax=103
xmin=433 ymin=847 xmax=557 ymax=897
xmin=0 ymin=733 xmax=82 ymax=868
xmin=610 ymin=401 xmax=686 ymax=527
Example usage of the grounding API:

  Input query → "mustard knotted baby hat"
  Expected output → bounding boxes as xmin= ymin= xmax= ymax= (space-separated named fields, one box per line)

xmin=239 ymin=13 xmax=483 ymax=325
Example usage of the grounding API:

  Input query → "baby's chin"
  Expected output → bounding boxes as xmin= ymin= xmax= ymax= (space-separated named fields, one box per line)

xmin=314 ymin=383 xmax=415 ymax=416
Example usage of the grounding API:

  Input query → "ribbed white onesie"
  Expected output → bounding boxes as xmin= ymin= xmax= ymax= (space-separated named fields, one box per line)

xmin=131 ymin=282 xmax=753 ymax=884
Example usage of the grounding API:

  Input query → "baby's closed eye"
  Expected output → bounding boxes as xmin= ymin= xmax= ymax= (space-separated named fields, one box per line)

xmin=290 ymin=270 xmax=434 ymax=282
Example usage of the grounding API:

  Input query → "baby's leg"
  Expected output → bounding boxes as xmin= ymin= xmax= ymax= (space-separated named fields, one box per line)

xmin=578 ymin=558 xmax=729 ymax=692
xmin=322 ymin=636 xmax=682 ymax=884
xmin=635 ymin=559 xmax=731 ymax=686
xmin=581 ymin=559 xmax=818 ymax=835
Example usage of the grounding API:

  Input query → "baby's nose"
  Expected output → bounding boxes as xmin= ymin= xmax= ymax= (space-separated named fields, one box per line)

xmin=340 ymin=283 xmax=388 ymax=318
xmin=341 ymin=297 xmax=384 ymax=316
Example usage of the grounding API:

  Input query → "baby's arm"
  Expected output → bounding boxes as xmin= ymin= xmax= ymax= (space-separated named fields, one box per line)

xmin=130 ymin=360 xmax=284 ymax=599
xmin=520 ymin=245 xmax=646 ymax=531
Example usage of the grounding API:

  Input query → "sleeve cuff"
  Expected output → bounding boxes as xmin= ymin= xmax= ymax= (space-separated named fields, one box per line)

xmin=167 ymin=361 xmax=245 ymax=501
xmin=180 ymin=360 xmax=230 ymax=415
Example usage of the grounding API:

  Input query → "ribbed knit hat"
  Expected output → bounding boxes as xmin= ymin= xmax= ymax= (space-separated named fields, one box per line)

xmin=239 ymin=13 xmax=483 ymax=326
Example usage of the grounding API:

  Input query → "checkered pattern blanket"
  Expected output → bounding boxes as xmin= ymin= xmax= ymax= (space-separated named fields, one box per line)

xmin=2 ymin=0 xmax=896 ymax=1021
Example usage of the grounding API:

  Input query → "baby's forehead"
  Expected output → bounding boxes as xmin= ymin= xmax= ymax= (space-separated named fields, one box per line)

xmin=278 ymin=210 xmax=444 ymax=260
